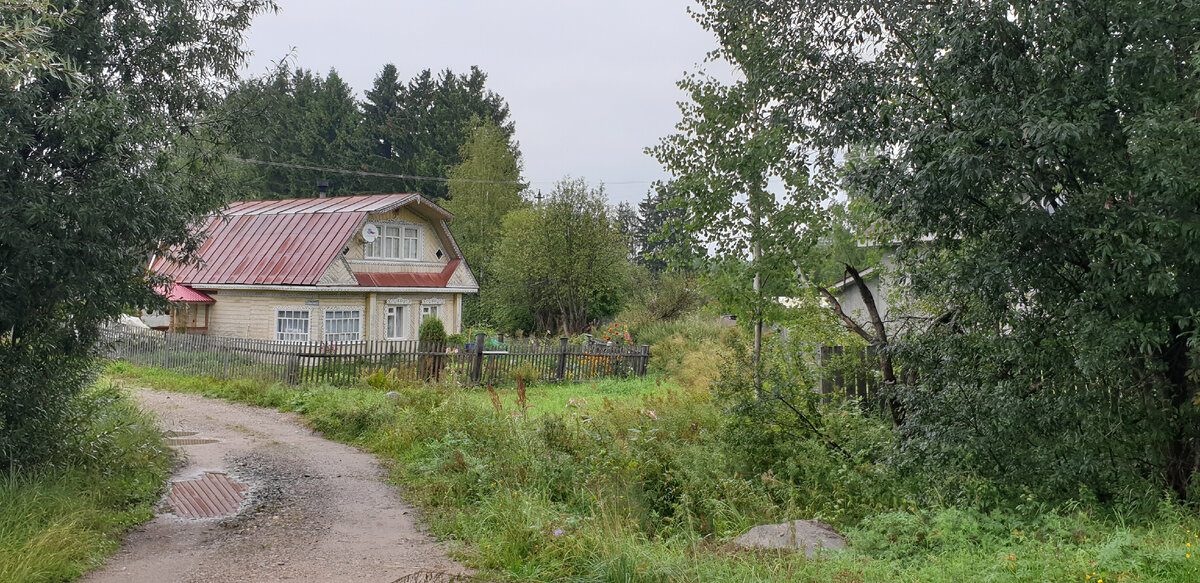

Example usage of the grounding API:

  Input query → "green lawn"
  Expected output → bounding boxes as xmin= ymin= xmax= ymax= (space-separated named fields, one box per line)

xmin=465 ymin=375 xmax=677 ymax=417
xmin=105 ymin=362 xmax=1200 ymax=583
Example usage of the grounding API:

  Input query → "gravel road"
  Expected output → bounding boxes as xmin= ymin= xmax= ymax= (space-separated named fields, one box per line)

xmin=81 ymin=388 xmax=467 ymax=583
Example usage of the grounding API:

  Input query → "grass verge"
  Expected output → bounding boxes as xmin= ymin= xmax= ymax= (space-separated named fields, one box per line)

xmin=106 ymin=362 xmax=1200 ymax=583
xmin=0 ymin=382 xmax=172 ymax=583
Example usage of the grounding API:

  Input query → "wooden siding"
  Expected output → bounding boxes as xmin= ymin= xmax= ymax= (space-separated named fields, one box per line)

xmin=200 ymin=290 xmax=462 ymax=341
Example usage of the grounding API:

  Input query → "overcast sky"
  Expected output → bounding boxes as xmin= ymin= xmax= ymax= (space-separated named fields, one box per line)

xmin=240 ymin=1 xmax=731 ymax=205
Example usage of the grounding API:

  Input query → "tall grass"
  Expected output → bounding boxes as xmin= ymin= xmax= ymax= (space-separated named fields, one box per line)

xmin=0 ymin=382 xmax=172 ymax=582
xmin=636 ymin=313 xmax=737 ymax=392
xmin=106 ymin=362 xmax=1200 ymax=582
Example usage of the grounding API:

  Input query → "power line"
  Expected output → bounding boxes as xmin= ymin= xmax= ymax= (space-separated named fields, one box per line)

xmin=224 ymin=156 xmax=525 ymax=185
xmin=224 ymin=156 xmax=659 ymax=187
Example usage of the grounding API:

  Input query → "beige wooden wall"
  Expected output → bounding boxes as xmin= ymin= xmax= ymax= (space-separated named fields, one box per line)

xmin=202 ymin=290 xmax=461 ymax=341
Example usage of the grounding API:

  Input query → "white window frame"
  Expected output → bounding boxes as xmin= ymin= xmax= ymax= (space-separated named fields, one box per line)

xmin=275 ymin=309 xmax=311 ymax=342
xmin=402 ymin=226 xmax=420 ymax=260
xmin=323 ymin=309 xmax=362 ymax=343
xmin=420 ymin=304 xmax=439 ymax=324
xmin=364 ymin=221 xmax=422 ymax=261
xmin=385 ymin=305 xmax=408 ymax=340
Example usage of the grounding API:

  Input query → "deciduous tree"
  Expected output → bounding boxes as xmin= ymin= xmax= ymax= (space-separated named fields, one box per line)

xmin=687 ymin=0 xmax=1200 ymax=499
xmin=0 ymin=0 xmax=274 ymax=466
xmin=490 ymin=179 xmax=630 ymax=334
xmin=443 ymin=119 xmax=527 ymax=325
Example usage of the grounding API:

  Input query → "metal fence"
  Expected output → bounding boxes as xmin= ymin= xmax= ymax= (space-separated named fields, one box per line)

xmin=100 ymin=324 xmax=650 ymax=386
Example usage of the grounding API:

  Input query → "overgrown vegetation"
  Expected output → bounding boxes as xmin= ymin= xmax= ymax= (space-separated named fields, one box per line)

xmin=108 ymin=357 xmax=1200 ymax=582
xmin=0 ymin=0 xmax=272 ymax=468
xmin=0 ymin=383 xmax=172 ymax=583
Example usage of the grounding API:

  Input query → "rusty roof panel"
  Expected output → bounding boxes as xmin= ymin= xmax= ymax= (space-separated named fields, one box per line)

xmin=223 ymin=194 xmax=416 ymax=216
xmin=151 ymin=194 xmax=463 ymax=286
xmin=355 ymin=260 xmax=461 ymax=288
xmin=156 ymin=212 xmax=366 ymax=285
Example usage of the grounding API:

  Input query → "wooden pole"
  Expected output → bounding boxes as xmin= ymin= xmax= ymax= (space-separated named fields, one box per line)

xmin=556 ymin=337 xmax=568 ymax=381
xmin=471 ymin=332 xmax=485 ymax=385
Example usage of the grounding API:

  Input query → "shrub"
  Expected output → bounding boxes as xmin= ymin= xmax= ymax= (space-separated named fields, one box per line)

xmin=618 ymin=272 xmax=705 ymax=338
xmin=0 ymin=382 xmax=172 ymax=582
xmin=0 ymin=341 xmax=96 ymax=468
xmin=419 ymin=317 xmax=447 ymax=343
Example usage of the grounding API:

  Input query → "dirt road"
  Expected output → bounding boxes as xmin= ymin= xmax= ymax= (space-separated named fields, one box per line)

xmin=82 ymin=388 xmax=467 ymax=583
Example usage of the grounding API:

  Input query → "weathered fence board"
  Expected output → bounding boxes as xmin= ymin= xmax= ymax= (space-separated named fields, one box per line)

xmin=100 ymin=324 xmax=649 ymax=386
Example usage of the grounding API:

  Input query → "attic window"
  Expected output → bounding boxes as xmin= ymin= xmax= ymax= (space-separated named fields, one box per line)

xmin=435 ymin=249 xmax=444 ymax=259
xmin=365 ymin=224 xmax=421 ymax=261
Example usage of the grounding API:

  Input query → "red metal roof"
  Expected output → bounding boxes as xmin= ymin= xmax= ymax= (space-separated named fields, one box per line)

xmin=220 ymin=193 xmax=454 ymax=218
xmin=152 ymin=212 xmax=366 ymax=285
xmin=354 ymin=260 xmax=461 ymax=288
xmin=156 ymin=284 xmax=215 ymax=303
xmin=150 ymin=194 xmax=458 ymax=286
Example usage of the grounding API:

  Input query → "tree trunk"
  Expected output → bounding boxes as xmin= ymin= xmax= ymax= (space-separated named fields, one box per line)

xmin=1162 ymin=331 xmax=1197 ymax=499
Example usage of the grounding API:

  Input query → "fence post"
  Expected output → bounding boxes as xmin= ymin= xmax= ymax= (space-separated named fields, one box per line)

xmin=471 ymin=332 xmax=486 ymax=385
xmin=163 ymin=333 xmax=170 ymax=368
xmin=287 ymin=346 xmax=301 ymax=385
xmin=639 ymin=345 xmax=650 ymax=376
xmin=555 ymin=336 xmax=569 ymax=381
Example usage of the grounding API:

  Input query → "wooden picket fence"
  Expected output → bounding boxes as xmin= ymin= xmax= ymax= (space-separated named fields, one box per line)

xmin=818 ymin=345 xmax=890 ymax=413
xmin=99 ymin=324 xmax=649 ymax=386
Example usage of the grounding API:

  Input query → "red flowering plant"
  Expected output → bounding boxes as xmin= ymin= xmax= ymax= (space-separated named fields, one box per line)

xmin=596 ymin=321 xmax=634 ymax=346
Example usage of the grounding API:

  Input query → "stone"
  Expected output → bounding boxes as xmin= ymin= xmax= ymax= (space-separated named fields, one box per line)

xmin=731 ymin=519 xmax=846 ymax=557
xmin=386 ymin=391 xmax=401 ymax=400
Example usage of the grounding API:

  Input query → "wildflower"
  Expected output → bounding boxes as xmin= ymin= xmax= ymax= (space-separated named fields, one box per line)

xmin=554 ymin=529 xmax=564 ymax=536
xmin=643 ymin=410 xmax=658 ymax=420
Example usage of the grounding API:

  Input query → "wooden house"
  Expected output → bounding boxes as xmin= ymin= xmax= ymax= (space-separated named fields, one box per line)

xmin=146 ymin=194 xmax=478 ymax=341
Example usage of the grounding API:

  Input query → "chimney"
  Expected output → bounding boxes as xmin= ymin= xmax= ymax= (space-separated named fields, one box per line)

xmin=317 ymin=180 xmax=329 ymax=198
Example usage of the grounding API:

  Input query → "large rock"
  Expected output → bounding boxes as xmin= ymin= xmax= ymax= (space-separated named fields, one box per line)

xmin=731 ymin=519 xmax=846 ymax=557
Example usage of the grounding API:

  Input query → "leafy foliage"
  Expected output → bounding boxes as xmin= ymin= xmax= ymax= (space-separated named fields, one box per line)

xmin=0 ymin=0 xmax=272 ymax=466
xmin=0 ymin=382 xmax=172 ymax=582
xmin=442 ymin=119 xmax=527 ymax=325
xmin=490 ymin=178 xmax=631 ymax=334
xmin=687 ymin=0 xmax=1200 ymax=498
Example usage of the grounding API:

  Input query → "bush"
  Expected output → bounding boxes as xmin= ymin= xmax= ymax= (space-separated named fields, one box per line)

xmin=618 ymin=272 xmax=705 ymax=338
xmin=419 ymin=317 xmax=447 ymax=343
xmin=0 ymin=340 xmax=96 ymax=468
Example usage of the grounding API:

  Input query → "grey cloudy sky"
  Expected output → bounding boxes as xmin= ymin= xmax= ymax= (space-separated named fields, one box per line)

xmin=241 ymin=1 xmax=730 ymax=205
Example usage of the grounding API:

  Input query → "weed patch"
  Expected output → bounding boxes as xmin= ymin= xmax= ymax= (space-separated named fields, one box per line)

xmin=0 ymin=382 xmax=172 ymax=582
xmin=107 ymin=363 xmax=1200 ymax=582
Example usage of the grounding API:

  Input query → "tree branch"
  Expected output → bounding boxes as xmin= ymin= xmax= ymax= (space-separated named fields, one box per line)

xmin=815 ymin=284 xmax=874 ymax=343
